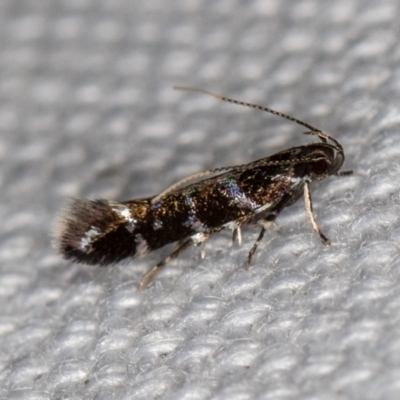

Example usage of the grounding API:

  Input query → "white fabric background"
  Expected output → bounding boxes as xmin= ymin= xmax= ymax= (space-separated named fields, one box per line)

xmin=1 ymin=0 xmax=400 ymax=399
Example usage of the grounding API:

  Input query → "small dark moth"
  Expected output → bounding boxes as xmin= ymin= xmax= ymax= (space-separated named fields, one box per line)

xmin=53 ymin=86 xmax=350 ymax=290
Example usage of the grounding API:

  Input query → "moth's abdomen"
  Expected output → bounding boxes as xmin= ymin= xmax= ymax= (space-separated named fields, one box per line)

xmin=52 ymin=198 xmax=150 ymax=266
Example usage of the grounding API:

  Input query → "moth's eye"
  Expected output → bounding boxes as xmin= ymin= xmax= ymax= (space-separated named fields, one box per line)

xmin=310 ymin=159 xmax=330 ymax=176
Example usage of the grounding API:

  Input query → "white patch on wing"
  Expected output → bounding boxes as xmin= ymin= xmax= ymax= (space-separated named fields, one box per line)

xmin=152 ymin=219 xmax=163 ymax=230
xmin=111 ymin=203 xmax=137 ymax=232
xmin=183 ymin=215 xmax=205 ymax=231
xmin=191 ymin=232 xmax=208 ymax=245
xmin=224 ymin=180 xmax=258 ymax=209
xmin=78 ymin=226 xmax=101 ymax=253
xmin=183 ymin=194 xmax=206 ymax=231
xmin=135 ymin=234 xmax=149 ymax=257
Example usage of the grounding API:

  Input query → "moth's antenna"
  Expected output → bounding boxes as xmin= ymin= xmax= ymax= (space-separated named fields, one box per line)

xmin=174 ymin=86 xmax=343 ymax=153
xmin=174 ymin=86 xmax=321 ymax=132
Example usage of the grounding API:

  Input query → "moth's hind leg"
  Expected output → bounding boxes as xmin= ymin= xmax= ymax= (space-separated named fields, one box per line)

xmin=138 ymin=238 xmax=193 ymax=291
xmin=245 ymin=221 xmax=278 ymax=270
xmin=138 ymin=230 xmax=215 ymax=290
xmin=245 ymin=227 xmax=266 ymax=270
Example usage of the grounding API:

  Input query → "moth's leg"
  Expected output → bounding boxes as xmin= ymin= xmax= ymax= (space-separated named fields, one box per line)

xmin=232 ymin=225 xmax=242 ymax=247
xmin=245 ymin=227 xmax=266 ymax=270
xmin=192 ymin=231 xmax=214 ymax=261
xmin=336 ymin=170 xmax=353 ymax=176
xmin=303 ymin=181 xmax=330 ymax=245
xmin=264 ymin=220 xmax=280 ymax=232
xmin=200 ymin=241 xmax=206 ymax=259
xmin=138 ymin=238 xmax=192 ymax=291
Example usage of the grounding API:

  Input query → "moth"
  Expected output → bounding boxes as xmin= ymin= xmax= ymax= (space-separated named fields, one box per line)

xmin=53 ymin=87 xmax=350 ymax=289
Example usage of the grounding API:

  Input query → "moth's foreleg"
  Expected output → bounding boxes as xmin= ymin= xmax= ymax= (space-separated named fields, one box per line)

xmin=303 ymin=181 xmax=330 ymax=245
xmin=138 ymin=238 xmax=193 ymax=291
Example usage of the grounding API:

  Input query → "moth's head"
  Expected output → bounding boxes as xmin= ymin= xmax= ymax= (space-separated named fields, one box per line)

xmin=307 ymin=143 xmax=344 ymax=180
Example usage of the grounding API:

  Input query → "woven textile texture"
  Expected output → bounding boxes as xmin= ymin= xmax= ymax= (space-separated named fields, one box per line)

xmin=2 ymin=0 xmax=400 ymax=399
